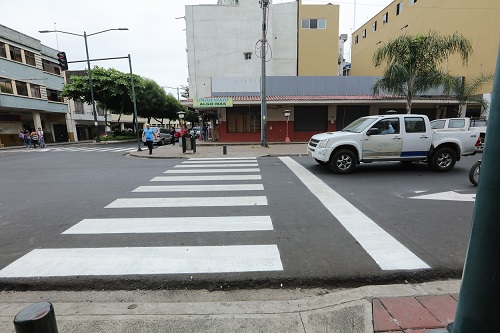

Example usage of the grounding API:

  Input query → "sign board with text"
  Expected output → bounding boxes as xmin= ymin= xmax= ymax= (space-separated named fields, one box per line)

xmin=193 ymin=97 xmax=233 ymax=108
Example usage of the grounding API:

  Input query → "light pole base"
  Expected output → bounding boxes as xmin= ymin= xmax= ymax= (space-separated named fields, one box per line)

xmin=285 ymin=137 xmax=291 ymax=143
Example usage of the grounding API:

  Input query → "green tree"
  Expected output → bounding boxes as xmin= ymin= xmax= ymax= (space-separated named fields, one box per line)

xmin=372 ymin=31 xmax=473 ymax=114
xmin=444 ymin=73 xmax=493 ymax=118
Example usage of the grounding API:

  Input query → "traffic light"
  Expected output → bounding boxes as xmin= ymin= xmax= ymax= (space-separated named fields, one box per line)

xmin=57 ymin=52 xmax=68 ymax=71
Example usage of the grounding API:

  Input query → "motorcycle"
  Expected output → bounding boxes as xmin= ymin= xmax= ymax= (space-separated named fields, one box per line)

xmin=469 ymin=160 xmax=481 ymax=186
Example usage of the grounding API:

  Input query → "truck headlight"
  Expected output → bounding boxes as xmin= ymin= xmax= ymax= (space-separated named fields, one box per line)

xmin=317 ymin=139 xmax=330 ymax=149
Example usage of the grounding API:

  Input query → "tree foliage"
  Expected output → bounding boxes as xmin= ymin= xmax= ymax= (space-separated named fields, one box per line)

xmin=372 ymin=31 xmax=473 ymax=113
xmin=444 ymin=73 xmax=493 ymax=117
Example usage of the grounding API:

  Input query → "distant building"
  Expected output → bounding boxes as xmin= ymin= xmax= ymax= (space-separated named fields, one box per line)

xmin=0 ymin=24 xmax=68 ymax=146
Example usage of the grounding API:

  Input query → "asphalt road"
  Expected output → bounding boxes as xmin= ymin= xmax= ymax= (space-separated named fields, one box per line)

xmin=0 ymin=143 xmax=481 ymax=290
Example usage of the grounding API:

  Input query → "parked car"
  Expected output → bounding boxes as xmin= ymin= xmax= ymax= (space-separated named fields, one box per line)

xmin=141 ymin=127 xmax=172 ymax=146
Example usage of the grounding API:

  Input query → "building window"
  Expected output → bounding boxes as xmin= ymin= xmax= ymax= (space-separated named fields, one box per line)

xmin=372 ymin=21 xmax=377 ymax=32
xmin=301 ymin=18 xmax=326 ymax=29
xmin=24 ymin=50 xmax=36 ymax=66
xmin=396 ymin=2 xmax=403 ymax=15
xmin=227 ymin=107 xmax=261 ymax=133
xmin=30 ymin=84 xmax=41 ymax=98
xmin=354 ymin=35 xmax=359 ymax=44
xmin=382 ymin=12 xmax=389 ymax=25
xmin=244 ymin=52 xmax=252 ymax=60
xmin=46 ymin=88 xmax=63 ymax=102
xmin=362 ymin=29 xmax=367 ymax=39
xmin=15 ymin=81 xmax=29 ymax=96
xmin=0 ymin=42 xmax=6 ymax=58
xmin=74 ymin=101 xmax=85 ymax=114
xmin=410 ymin=0 xmax=417 ymax=4
xmin=9 ymin=46 xmax=22 ymax=62
xmin=0 ymin=77 xmax=13 ymax=94
xmin=42 ymin=59 xmax=61 ymax=75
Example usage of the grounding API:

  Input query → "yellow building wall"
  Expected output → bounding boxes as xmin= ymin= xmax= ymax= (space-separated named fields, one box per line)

xmin=298 ymin=0 xmax=339 ymax=76
xmin=350 ymin=0 xmax=500 ymax=93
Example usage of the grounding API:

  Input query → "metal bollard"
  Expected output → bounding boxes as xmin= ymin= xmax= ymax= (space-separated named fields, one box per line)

xmin=222 ymin=145 xmax=227 ymax=155
xmin=13 ymin=302 xmax=59 ymax=333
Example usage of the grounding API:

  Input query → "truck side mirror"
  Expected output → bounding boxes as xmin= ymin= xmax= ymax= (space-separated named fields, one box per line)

xmin=366 ymin=128 xmax=379 ymax=136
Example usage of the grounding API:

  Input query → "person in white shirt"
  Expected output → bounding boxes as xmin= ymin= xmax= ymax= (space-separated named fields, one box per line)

xmin=37 ymin=127 xmax=47 ymax=148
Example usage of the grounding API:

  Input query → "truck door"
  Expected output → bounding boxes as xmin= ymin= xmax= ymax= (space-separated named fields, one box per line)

xmin=401 ymin=116 xmax=432 ymax=158
xmin=363 ymin=117 xmax=403 ymax=159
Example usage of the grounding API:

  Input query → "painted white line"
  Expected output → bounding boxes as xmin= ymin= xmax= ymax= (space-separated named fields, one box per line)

xmin=410 ymin=191 xmax=475 ymax=202
xmin=63 ymin=216 xmax=273 ymax=234
xmin=133 ymin=184 xmax=264 ymax=192
xmin=175 ymin=164 xmax=258 ymax=168
xmin=188 ymin=157 xmax=257 ymax=160
xmin=105 ymin=196 xmax=268 ymax=208
xmin=152 ymin=175 xmax=262 ymax=182
xmin=279 ymin=157 xmax=429 ymax=271
xmin=183 ymin=160 xmax=257 ymax=164
xmin=164 ymin=168 xmax=260 ymax=174
xmin=0 ymin=245 xmax=283 ymax=277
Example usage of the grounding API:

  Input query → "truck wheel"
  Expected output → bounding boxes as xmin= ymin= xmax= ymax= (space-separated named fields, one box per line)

xmin=329 ymin=149 xmax=356 ymax=174
xmin=468 ymin=161 xmax=481 ymax=186
xmin=429 ymin=147 xmax=456 ymax=172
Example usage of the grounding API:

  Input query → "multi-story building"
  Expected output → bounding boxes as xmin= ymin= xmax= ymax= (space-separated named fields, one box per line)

xmin=0 ymin=24 xmax=68 ymax=147
xmin=350 ymin=0 xmax=499 ymax=99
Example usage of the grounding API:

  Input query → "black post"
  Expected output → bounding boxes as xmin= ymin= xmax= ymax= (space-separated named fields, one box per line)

xmin=13 ymin=302 xmax=59 ymax=333
xmin=223 ymin=145 xmax=227 ymax=155
xmin=451 ymin=44 xmax=500 ymax=332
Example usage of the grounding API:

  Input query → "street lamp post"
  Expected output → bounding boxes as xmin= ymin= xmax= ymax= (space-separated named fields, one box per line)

xmin=198 ymin=115 xmax=203 ymax=140
xmin=39 ymin=28 xmax=128 ymax=142
xmin=284 ymin=109 xmax=291 ymax=143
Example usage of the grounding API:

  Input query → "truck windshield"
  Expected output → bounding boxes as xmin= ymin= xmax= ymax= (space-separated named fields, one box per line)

xmin=342 ymin=117 xmax=377 ymax=133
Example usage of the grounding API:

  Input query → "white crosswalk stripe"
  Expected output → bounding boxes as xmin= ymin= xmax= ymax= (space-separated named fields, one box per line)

xmin=25 ymin=146 xmax=137 ymax=153
xmin=0 ymin=156 xmax=284 ymax=278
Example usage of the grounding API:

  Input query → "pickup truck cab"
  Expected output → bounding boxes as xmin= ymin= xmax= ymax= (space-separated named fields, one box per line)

xmin=431 ymin=117 xmax=487 ymax=150
xmin=307 ymin=114 xmax=478 ymax=173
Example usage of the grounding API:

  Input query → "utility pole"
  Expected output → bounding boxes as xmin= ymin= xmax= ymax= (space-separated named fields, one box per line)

xmin=260 ymin=0 xmax=269 ymax=147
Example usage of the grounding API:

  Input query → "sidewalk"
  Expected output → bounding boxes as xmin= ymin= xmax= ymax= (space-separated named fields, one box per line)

xmin=0 ymin=280 xmax=459 ymax=333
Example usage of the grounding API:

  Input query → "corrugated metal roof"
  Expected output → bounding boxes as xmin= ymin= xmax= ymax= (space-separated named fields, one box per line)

xmin=183 ymin=95 xmax=455 ymax=103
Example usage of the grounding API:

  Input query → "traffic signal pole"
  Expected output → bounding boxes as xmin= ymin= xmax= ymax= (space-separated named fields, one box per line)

xmin=449 ymin=44 xmax=500 ymax=332
xmin=83 ymin=31 xmax=100 ymax=143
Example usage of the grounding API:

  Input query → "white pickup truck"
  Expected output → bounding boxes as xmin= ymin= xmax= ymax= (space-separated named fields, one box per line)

xmin=430 ymin=117 xmax=487 ymax=150
xmin=307 ymin=114 xmax=479 ymax=173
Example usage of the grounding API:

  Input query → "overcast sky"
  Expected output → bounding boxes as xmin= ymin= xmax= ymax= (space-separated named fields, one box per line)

xmin=1 ymin=0 xmax=391 ymax=97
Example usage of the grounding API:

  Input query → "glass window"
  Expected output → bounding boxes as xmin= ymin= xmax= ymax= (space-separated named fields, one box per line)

xmin=449 ymin=119 xmax=466 ymax=128
xmin=410 ymin=0 xmax=417 ymax=5
xmin=396 ymin=2 xmax=403 ymax=15
xmin=42 ymin=59 xmax=61 ymax=75
xmin=372 ymin=118 xmax=400 ymax=134
xmin=0 ymin=77 xmax=13 ymax=94
xmin=74 ymin=101 xmax=85 ymax=114
xmin=47 ymin=88 xmax=63 ymax=102
xmin=383 ymin=12 xmax=389 ymax=24
xmin=362 ymin=29 xmax=366 ymax=38
xmin=227 ymin=107 xmax=261 ymax=133
xmin=0 ymin=42 xmax=6 ymax=58
xmin=405 ymin=117 xmax=426 ymax=133
xmin=354 ymin=35 xmax=359 ymax=44
xmin=9 ymin=45 xmax=22 ymax=62
xmin=15 ymin=81 xmax=29 ymax=96
xmin=431 ymin=120 xmax=445 ymax=129
xmin=25 ymin=50 xmax=36 ymax=66
xmin=301 ymin=19 xmax=309 ymax=29
xmin=310 ymin=19 xmax=318 ymax=29
xmin=372 ymin=21 xmax=377 ymax=32
xmin=301 ymin=19 xmax=326 ymax=29
xmin=244 ymin=52 xmax=252 ymax=60
xmin=317 ymin=19 xmax=326 ymax=29
xmin=30 ymin=84 xmax=41 ymax=98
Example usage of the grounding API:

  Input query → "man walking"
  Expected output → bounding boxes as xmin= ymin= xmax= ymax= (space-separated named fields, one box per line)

xmin=37 ymin=127 xmax=47 ymax=148
xmin=142 ymin=123 xmax=155 ymax=155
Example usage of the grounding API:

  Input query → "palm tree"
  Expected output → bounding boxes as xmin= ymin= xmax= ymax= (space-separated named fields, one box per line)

xmin=372 ymin=31 xmax=473 ymax=114
xmin=444 ymin=73 xmax=493 ymax=118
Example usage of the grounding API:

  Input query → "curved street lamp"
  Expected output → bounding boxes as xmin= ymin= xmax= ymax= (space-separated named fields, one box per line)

xmin=39 ymin=28 xmax=128 ymax=142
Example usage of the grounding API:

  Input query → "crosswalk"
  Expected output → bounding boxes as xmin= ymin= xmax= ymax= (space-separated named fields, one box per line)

xmin=0 ymin=157 xmax=283 ymax=278
xmin=3 ymin=146 xmax=137 ymax=153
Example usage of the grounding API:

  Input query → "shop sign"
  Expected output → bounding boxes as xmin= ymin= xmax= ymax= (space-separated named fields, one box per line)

xmin=193 ymin=97 xmax=233 ymax=108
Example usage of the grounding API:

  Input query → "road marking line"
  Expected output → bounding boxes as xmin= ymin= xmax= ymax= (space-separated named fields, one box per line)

xmin=105 ymin=196 xmax=268 ymax=208
xmin=164 ymin=168 xmax=261 ymax=174
xmin=0 ymin=245 xmax=283 ymax=277
xmin=188 ymin=157 xmax=257 ymax=160
xmin=62 ymin=216 xmax=273 ymax=234
xmin=410 ymin=191 xmax=476 ymax=202
xmin=133 ymin=184 xmax=264 ymax=192
xmin=183 ymin=160 xmax=257 ymax=164
xmin=152 ymin=175 xmax=262 ymax=182
xmin=175 ymin=164 xmax=258 ymax=168
xmin=279 ymin=157 xmax=430 ymax=271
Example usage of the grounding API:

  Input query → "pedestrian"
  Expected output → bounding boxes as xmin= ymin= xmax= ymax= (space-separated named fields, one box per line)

xmin=37 ymin=127 xmax=47 ymax=148
xmin=24 ymin=130 xmax=32 ymax=149
xmin=202 ymin=124 xmax=208 ymax=141
xmin=170 ymin=126 xmax=176 ymax=145
xmin=18 ymin=130 xmax=25 ymax=146
xmin=30 ymin=129 xmax=39 ymax=148
xmin=141 ymin=123 xmax=155 ymax=155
